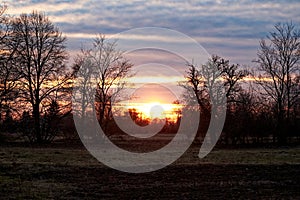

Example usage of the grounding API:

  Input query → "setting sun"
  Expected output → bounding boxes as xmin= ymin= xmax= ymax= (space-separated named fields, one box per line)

xmin=124 ymin=101 xmax=182 ymax=121
xmin=114 ymin=82 xmax=183 ymax=122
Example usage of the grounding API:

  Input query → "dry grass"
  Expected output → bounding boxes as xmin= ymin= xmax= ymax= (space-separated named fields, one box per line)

xmin=0 ymin=145 xmax=299 ymax=199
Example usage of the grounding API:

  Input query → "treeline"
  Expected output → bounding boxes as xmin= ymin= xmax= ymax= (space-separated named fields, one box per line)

xmin=0 ymin=8 xmax=299 ymax=146
xmin=187 ymin=23 xmax=300 ymax=146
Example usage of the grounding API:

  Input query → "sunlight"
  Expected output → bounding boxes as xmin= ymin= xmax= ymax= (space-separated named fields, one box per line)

xmin=124 ymin=101 xmax=182 ymax=122
xmin=142 ymin=102 xmax=165 ymax=119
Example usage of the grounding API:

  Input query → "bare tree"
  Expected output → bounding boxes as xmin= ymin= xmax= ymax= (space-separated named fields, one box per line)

xmin=181 ymin=55 xmax=247 ymax=144
xmin=72 ymin=50 xmax=96 ymax=120
xmin=73 ymin=35 xmax=133 ymax=131
xmin=255 ymin=22 xmax=300 ymax=144
xmin=0 ymin=5 xmax=20 ymax=123
xmin=10 ymin=11 xmax=70 ymax=143
xmin=184 ymin=55 xmax=247 ymax=111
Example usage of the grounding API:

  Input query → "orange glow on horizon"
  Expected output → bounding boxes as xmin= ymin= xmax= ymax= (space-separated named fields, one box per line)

xmin=127 ymin=102 xmax=181 ymax=120
xmin=113 ymin=101 xmax=182 ymax=123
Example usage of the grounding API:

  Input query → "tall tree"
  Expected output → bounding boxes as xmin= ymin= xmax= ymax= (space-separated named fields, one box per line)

xmin=73 ymin=35 xmax=133 ymax=130
xmin=182 ymin=55 xmax=247 ymax=143
xmin=255 ymin=22 xmax=300 ymax=144
xmin=11 ymin=11 xmax=69 ymax=143
xmin=184 ymin=55 xmax=247 ymax=112
xmin=0 ymin=5 xmax=19 ymax=122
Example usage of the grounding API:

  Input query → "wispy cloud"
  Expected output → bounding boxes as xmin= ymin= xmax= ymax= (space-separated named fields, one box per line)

xmin=5 ymin=0 xmax=300 ymax=65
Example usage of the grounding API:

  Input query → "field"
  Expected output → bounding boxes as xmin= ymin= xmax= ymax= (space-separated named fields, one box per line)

xmin=0 ymin=144 xmax=299 ymax=199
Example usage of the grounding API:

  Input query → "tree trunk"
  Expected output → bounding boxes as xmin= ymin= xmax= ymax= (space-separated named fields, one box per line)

xmin=33 ymin=103 xmax=42 ymax=143
xmin=277 ymin=108 xmax=286 ymax=145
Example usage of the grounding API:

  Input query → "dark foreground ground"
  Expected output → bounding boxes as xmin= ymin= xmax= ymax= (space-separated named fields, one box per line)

xmin=0 ymin=145 xmax=299 ymax=199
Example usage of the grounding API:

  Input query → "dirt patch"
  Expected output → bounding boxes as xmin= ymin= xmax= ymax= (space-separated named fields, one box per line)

xmin=0 ymin=146 xmax=299 ymax=199
xmin=0 ymin=163 xmax=299 ymax=199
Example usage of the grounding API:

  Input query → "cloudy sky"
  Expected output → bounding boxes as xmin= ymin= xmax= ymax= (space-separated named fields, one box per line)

xmin=6 ymin=0 xmax=300 ymax=65
xmin=5 ymin=0 xmax=300 ymax=104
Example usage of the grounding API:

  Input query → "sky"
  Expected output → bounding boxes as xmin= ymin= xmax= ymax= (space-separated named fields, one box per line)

xmin=5 ymin=0 xmax=300 ymax=105
xmin=6 ymin=0 xmax=300 ymax=65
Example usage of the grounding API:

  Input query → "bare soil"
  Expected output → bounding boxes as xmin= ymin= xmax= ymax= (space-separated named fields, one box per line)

xmin=0 ymin=146 xmax=299 ymax=199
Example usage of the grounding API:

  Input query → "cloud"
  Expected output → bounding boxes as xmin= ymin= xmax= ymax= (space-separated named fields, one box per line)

xmin=5 ymin=0 xmax=300 ymax=65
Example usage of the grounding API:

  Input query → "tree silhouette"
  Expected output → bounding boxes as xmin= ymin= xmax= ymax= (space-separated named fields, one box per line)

xmin=0 ymin=5 xmax=20 ymax=123
xmin=184 ymin=55 xmax=247 ymax=111
xmin=183 ymin=55 xmax=248 ymax=145
xmin=73 ymin=35 xmax=133 ymax=131
xmin=10 ymin=11 xmax=70 ymax=143
xmin=255 ymin=22 xmax=300 ymax=144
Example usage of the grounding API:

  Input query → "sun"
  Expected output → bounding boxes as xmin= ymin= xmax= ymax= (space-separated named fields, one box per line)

xmin=136 ymin=102 xmax=162 ymax=119
xmin=115 ymin=100 xmax=182 ymax=123
xmin=131 ymin=101 xmax=181 ymax=121
xmin=148 ymin=102 xmax=165 ymax=119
